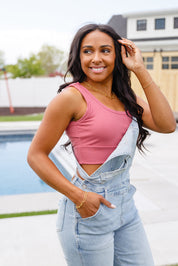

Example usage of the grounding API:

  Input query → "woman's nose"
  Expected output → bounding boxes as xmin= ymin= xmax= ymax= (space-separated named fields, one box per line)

xmin=92 ymin=52 xmax=102 ymax=63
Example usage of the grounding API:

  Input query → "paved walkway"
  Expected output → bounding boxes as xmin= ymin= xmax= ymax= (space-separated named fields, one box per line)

xmin=0 ymin=121 xmax=178 ymax=266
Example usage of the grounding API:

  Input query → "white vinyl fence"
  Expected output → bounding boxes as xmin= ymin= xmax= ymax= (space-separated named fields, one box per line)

xmin=0 ymin=77 xmax=64 ymax=107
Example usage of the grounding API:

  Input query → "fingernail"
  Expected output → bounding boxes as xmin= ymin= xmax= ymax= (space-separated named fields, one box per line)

xmin=111 ymin=204 xmax=116 ymax=209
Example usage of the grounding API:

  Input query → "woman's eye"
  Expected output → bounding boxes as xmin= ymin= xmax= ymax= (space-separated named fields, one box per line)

xmin=83 ymin=49 xmax=92 ymax=54
xmin=102 ymin=49 xmax=110 ymax=53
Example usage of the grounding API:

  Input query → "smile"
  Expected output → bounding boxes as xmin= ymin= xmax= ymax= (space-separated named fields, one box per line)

xmin=90 ymin=67 xmax=106 ymax=73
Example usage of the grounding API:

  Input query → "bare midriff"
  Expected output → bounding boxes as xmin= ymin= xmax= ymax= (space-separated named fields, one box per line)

xmin=80 ymin=164 xmax=102 ymax=176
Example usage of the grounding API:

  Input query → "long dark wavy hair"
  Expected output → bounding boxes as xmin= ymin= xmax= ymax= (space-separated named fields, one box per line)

xmin=58 ymin=23 xmax=149 ymax=151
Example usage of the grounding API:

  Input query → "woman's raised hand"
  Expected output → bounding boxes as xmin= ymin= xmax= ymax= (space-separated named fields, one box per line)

xmin=76 ymin=191 xmax=116 ymax=219
xmin=118 ymin=38 xmax=145 ymax=73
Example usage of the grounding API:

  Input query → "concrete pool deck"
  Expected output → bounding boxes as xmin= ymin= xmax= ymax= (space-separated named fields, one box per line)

xmin=0 ymin=121 xmax=178 ymax=265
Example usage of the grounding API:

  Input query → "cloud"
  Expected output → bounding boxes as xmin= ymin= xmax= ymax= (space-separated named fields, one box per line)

xmin=0 ymin=29 xmax=72 ymax=64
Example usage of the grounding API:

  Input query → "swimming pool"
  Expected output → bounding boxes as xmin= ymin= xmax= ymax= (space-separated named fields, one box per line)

xmin=0 ymin=133 xmax=71 ymax=196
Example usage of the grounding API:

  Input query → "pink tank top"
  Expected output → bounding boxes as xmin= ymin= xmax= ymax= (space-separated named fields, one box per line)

xmin=66 ymin=82 xmax=132 ymax=164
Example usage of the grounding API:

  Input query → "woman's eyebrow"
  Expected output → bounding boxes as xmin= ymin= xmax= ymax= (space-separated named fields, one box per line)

xmin=81 ymin=45 xmax=93 ymax=49
xmin=81 ymin=44 xmax=112 ymax=49
xmin=100 ymin=45 xmax=112 ymax=48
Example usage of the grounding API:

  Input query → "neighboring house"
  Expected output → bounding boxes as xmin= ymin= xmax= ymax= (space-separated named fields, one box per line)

xmin=108 ymin=9 xmax=178 ymax=112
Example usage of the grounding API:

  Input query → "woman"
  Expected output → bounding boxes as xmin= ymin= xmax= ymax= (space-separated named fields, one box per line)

xmin=27 ymin=24 xmax=176 ymax=266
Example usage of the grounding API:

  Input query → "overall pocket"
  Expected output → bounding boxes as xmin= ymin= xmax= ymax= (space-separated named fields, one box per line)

xmin=76 ymin=203 xmax=103 ymax=220
xmin=56 ymin=197 xmax=67 ymax=232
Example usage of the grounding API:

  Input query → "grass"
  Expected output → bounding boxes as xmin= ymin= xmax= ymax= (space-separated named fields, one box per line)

xmin=0 ymin=209 xmax=57 ymax=219
xmin=0 ymin=113 xmax=43 ymax=122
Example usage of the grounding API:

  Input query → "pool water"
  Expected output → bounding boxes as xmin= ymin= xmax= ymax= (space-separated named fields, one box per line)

xmin=0 ymin=134 xmax=70 ymax=196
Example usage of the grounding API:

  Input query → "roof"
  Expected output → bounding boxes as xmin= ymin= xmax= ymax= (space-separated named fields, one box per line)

xmin=123 ymin=8 xmax=178 ymax=18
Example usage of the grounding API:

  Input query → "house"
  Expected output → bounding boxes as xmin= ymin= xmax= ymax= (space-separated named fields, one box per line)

xmin=108 ymin=9 xmax=178 ymax=112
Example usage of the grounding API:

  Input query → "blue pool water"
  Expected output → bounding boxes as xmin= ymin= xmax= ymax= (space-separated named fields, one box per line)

xmin=0 ymin=134 xmax=70 ymax=196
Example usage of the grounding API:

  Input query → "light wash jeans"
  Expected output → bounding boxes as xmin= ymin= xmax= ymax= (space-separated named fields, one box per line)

xmin=56 ymin=120 xmax=155 ymax=266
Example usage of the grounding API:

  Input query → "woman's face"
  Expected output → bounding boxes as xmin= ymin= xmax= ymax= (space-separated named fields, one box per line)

xmin=80 ymin=30 xmax=116 ymax=83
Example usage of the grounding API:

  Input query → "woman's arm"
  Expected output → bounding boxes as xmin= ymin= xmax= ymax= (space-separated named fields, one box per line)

xmin=27 ymin=87 xmax=113 ymax=218
xmin=119 ymin=38 xmax=176 ymax=133
xmin=27 ymin=88 xmax=84 ymax=205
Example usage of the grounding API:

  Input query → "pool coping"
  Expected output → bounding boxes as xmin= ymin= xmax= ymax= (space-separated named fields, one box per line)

xmin=0 ymin=192 xmax=61 ymax=215
xmin=0 ymin=121 xmax=41 ymax=135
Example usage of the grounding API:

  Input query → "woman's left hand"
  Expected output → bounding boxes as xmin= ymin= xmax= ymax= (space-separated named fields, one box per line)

xmin=118 ymin=38 xmax=145 ymax=73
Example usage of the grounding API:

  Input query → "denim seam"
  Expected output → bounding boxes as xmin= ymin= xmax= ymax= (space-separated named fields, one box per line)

xmin=120 ymin=194 xmax=124 ymax=227
xmin=74 ymin=205 xmax=80 ymax=250
xmin=74 ymin=204 xmax=86 ymax=266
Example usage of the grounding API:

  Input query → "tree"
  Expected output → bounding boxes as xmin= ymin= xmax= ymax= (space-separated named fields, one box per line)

xmin=4 ymin=45 xmax=67 ymax=78
xmin=38 ymin=45 xmax=67 ymax=75
xmin=0 ymin=50 xmax=5 ymax=68
xmin=0 ymin=51 xmax=5 ymax=77
xmin=6 ymin=54 xmax=45 ymax=78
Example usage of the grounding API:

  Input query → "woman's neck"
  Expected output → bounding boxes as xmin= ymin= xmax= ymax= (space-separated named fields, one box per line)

xmin=83 ymin=78 xmax=114 ymax=99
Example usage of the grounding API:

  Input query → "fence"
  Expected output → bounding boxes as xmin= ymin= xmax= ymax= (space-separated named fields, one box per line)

xmin=0 ymin=77 xmax=63 ymax=108
xmin=0 ymin=67 xmax=178 ymax=112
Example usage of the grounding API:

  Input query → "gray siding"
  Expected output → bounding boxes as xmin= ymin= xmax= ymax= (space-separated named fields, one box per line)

xmin=108 ymin=15 xmax=127 ymax=38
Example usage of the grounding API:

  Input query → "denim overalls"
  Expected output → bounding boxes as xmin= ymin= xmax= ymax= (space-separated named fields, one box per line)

xmin=56 ymin=119 xmax=154 ymax=266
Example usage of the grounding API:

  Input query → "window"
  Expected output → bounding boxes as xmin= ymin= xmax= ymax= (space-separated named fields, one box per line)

xmin=171 ymin=56 xmax=178 ymax=69
xmin=155 ymin=18 xmax=165 ymax=30
xmin=162 ymin=64 xmax=169 ymax=69
xmin=174 ymin=17 xmax=178 ymax=28
xmin=162 ymin=56 xmax=169 ymax=62
xmin=146 ymin=57 xmax=153 ymax=62
xmin=162 ymin=56 xmax=178 ymax=69
xmin=171 ymin=64 xmax=178 ymax=69
xmin=137 ymin=19 xmax=147 ymax=31
xmin=171 ymin=56 xmax=178 ymax=62
xmin=143 ymin=57 xmax=153 ymax=69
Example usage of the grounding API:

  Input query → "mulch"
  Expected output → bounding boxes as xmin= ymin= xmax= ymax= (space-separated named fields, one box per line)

xmin=0 ymin=107 xmax=46 ymax=116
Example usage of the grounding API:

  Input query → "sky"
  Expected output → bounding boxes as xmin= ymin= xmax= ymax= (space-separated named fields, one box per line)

xmin=0 ymin=0 xmax=178 ymax=64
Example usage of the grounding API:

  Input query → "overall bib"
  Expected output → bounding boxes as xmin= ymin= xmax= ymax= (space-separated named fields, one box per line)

xmin=56 ymin=119 xmax=155 ymax=266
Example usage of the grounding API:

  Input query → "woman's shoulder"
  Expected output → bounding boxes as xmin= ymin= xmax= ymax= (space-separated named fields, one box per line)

xmin=44 ymin=85 xmax=83 ymax=119
xmin=50 ymin=85 xmax=86 ymax=121
xmin=60 ymin=85 xmax=84 ymax=104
